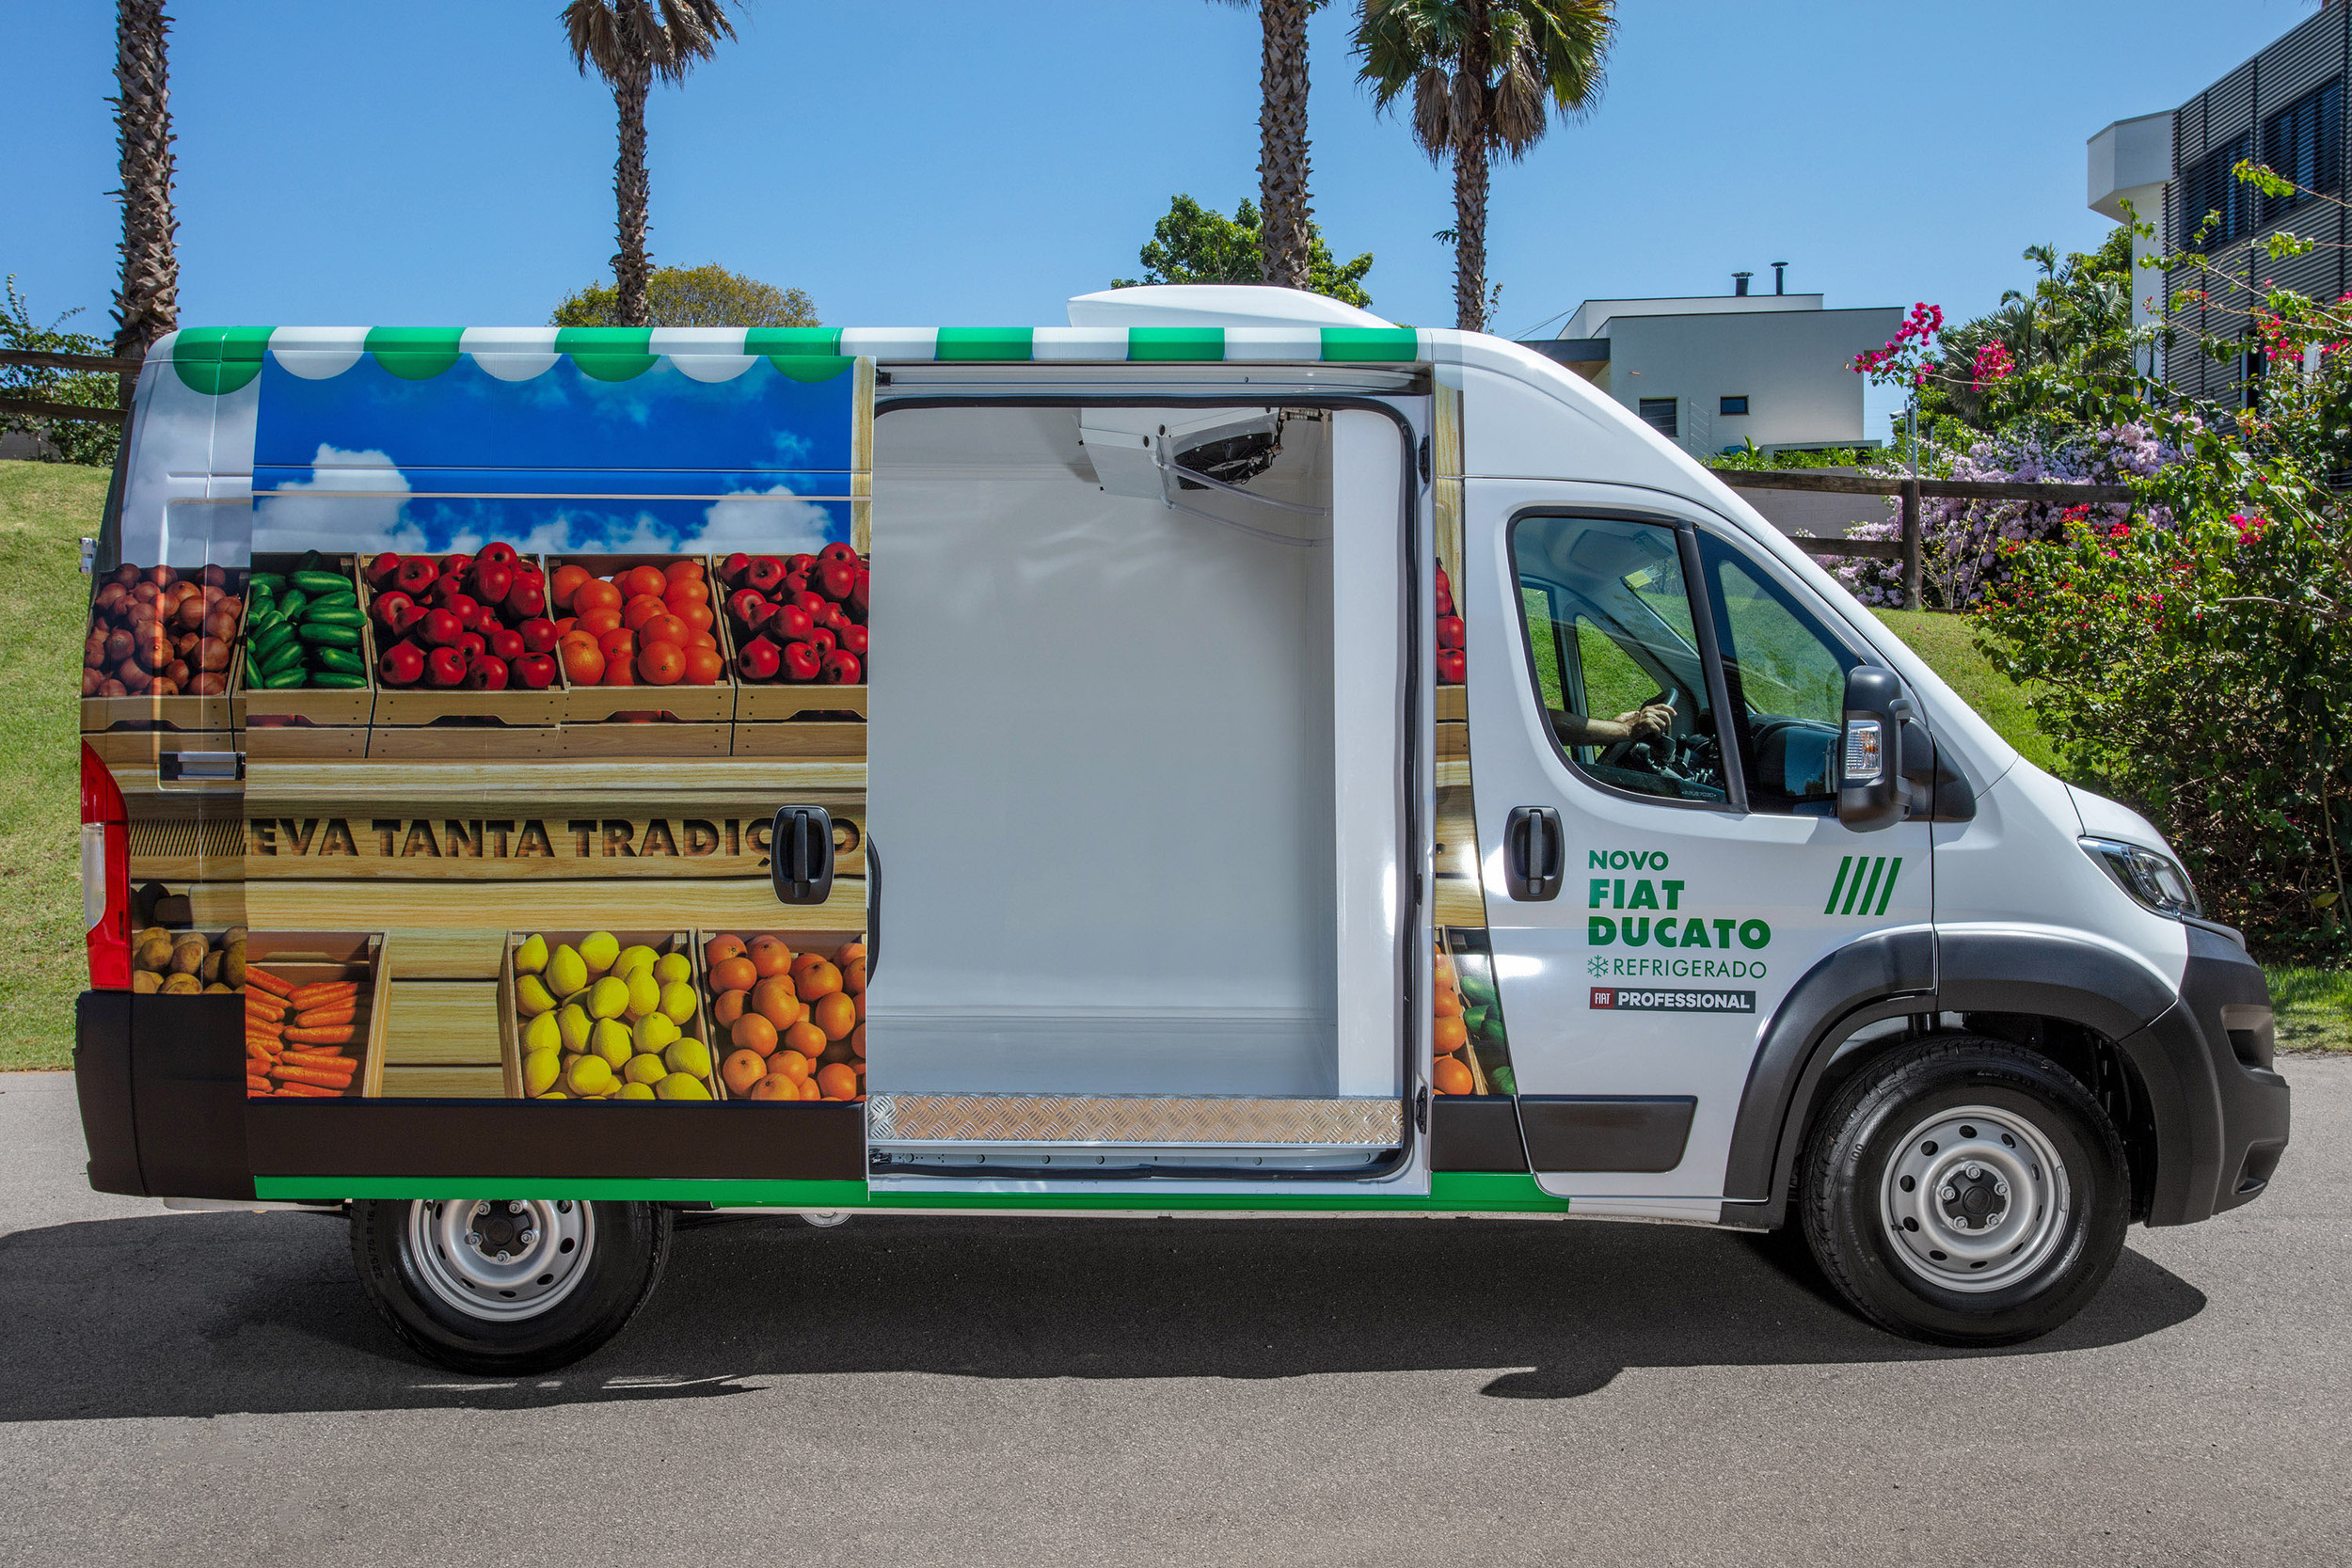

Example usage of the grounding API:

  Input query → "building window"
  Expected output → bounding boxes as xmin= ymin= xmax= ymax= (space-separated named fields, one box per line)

xmin=1719 ymin=395 xmax=1750 ymax=417
xmin=1638 ymin=398 xmax=1678 ymax=437
xmin=2178 ymin=129 xmax=2256 ymax=247
xmin=2261 ymin=78 xmax=2343 ymax=225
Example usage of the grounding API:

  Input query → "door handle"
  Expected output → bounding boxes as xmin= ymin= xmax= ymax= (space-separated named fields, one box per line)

xmin=1504 ymin=806 xmax=1565 ymax=900
xmin=769 ymin=806 xmax=834 ymax=905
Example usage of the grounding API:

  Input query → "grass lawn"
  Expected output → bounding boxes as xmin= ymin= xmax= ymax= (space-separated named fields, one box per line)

xmin=0 ymin=459 xmax=2341 ymax=1066
xmin=0 ymin=460 xmax=109 ymax=1069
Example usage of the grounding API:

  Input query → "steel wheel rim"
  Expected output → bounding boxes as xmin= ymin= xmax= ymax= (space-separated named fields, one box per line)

xmin=1880 ymin=1103 xmax=2070 ymax=1294
xmin=404 ymin=1199 xmax=594 ymax=1322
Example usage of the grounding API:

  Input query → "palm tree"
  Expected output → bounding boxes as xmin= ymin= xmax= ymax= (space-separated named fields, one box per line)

xmin=110 ymin=0 xmax=179 ymax=362
xmin=1214 ymin=1 xmax=1328 ymax=291
xmin=1355 ymin=0 xmax=1614 ymax=331
xmin=564 ymin=0 xmax=739 ymax=328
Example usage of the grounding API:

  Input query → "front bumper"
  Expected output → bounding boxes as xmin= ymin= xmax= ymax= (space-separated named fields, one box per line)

xmin=2125 ymin=922 xmax=2290 ymax=1225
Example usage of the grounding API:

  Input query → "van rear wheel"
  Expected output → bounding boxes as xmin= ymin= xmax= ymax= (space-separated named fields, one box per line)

xmin=350 ymin=1198 xmax=670 ymax=1374
xmin=1798 ymin=1037 xmax=2130 ymax=1346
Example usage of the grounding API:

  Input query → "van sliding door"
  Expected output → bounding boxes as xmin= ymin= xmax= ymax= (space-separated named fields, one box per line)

xmin=864 ymin=400 xmax=1420 ymax=1182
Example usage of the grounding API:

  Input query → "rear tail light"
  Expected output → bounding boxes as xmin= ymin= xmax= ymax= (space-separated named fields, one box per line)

xmin=81 ymin=742 xmax=132 ymax=990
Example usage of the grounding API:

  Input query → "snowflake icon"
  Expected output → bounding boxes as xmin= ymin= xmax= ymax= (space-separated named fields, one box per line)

xmin=1587 ymin=956 xmax=1611 ymax=977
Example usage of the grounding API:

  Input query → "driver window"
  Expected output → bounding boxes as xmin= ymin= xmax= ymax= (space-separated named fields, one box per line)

xmin=1699 ymin=535 xmax=1862 ymax=813
xmin=1509 ymin=515 xmax=1729 ymax=805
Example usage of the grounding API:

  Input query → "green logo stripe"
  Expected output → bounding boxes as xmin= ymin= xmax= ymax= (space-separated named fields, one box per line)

xmin=744 ymin=327 xmax=842 ymax=356
xmin=1850 ymin=856 xmax=1886 ymax=916
xmin=1824 ymin=856 xmax=1853 ymax=915
xmin=364 ymin=326 xmax=464 ymax=381
xmin=553 ymin=326 xmax=658 ymax=382
xmin=1127 ymin=326 xmax=1225 ymax=361
xmin=1321 ymin=326 xmax=1419 ymax=361
xmin=169 ymin=325 xmax=274 ymax=395
xmin=1875 ymin=856 xmax=1903 ymax=915
xmin=935 ymin=327 xmax=1034 ymax=361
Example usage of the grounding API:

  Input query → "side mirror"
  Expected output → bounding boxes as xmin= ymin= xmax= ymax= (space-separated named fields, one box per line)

xmin=1836 ymin=667 xmax=1908 ymax=832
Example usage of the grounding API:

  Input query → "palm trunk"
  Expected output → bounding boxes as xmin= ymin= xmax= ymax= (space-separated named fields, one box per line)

xmin=612 ymin=59 xmax=653 ymax=328
xmin=1453 ymin=134 xmax=1489 ymax=331
xmin=109 ymin=0 xmax=179 ymax=363
xmin=1256 ymin=0 xmax=1313 ymax=293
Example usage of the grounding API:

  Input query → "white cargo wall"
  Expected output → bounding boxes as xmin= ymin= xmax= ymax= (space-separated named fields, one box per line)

xmin=866 ymin=404 xmax=1400 ymax=1100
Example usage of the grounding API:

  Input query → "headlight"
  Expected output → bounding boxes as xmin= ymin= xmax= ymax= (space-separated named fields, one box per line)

xmin=2080 ymin=837 xmax=2201 ymax=920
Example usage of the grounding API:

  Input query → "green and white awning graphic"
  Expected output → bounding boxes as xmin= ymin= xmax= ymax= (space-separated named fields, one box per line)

xmin=153 ymin=324 xmax=1433 ymax=395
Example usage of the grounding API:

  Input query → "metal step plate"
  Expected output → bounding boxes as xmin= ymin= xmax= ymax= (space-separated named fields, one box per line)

xmin=867 ymin=1094 xmax=1404 ymax=1151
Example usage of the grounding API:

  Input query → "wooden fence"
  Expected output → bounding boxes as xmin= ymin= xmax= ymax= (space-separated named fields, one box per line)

xmin=1710 ymin=468 xmax=2137 ymax=606
xmin=0 ymin=346 xmax=143 ymax=432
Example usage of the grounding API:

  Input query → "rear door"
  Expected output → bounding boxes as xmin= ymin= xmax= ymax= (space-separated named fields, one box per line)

xmin=1461 ymin=482 xmax=1933 ymax=1204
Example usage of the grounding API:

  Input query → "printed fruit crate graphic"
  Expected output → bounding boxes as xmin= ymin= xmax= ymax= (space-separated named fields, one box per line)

xmin=81 ymin=562 xmax=243 ymax=739
xmin=694 ymin=928 xmax=866 ymax=1102
xmin=1435 ymin=928 xmax=1514 ymax=1098
xmin=546 ymin=555 xmax=734 ymax=757
xmin=715 ymin=545 xmax=867 ymax=758
xmin=500 ymin=929 xmax=722 ymax=1101
xmin=238 ymin=554 xmax=377 ymax=758
xmin=244 ymin=931 xmax=393 ymax=1100
xmin=357 ymin=546 xmax=568 ymax=758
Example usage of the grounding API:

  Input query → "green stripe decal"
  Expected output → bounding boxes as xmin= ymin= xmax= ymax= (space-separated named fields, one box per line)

xmin=743 ymin=327 xmax=850 ymax=383
xmin=1321 ymin=326 xmax=1419 ymax=361
xmin=1127 ymin=326 xmax=1225 ymax=362
xmin=170 ymin=325 xmax=274 ymax=395
xmin=554 ymin=325 xmax=658 ymax=382
xmin=364 ymin=326 xmax=464 ymax=381
xmin=1875 ymin=857 xmax=1902 ymax=915
xmin=1824 ymin=856 xmax=1852 ymax=915
xmin=254 ymin=1170 xmax=1572 ymax=1212
xmin=935 ymin=327 xmax=1034 ymax=362
xmin=1849 ymin=856 xmax=1884 ymax=916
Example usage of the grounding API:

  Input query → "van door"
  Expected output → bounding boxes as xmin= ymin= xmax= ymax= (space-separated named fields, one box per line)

xmin=1461 ymin=483 xmax=1933 ymax=1205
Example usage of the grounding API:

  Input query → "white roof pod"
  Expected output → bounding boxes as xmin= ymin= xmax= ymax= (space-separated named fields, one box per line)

xmin=1067 ymin=284 xmax=1396 ymax=330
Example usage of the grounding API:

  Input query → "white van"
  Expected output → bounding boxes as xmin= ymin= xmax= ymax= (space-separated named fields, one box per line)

xmin=72 ymin=286 xmax=2289 ymax=1371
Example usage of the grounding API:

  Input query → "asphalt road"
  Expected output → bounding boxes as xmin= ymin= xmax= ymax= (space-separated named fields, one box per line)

xmin=1 ymin=1062 xmax=2345 ymax=1568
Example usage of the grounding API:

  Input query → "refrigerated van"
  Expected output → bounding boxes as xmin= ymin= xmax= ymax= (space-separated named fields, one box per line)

xmin=72 ymin=285 xmax=2289 ymax=1371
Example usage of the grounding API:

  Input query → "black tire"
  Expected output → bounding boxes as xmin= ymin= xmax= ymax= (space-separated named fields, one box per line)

xmin=349 ymin=1198 xmax=670 ymax=1375
xmin=1798 ymin=1037 xmax=2130 ymax=1346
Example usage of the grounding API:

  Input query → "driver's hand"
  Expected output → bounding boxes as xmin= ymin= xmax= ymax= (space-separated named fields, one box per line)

xmin=1614 ymin=701 xmax=1675 ymax=739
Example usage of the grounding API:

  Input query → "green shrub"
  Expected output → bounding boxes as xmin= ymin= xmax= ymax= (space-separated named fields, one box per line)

xmin=0 ymin=277 xmax=121 ymax=468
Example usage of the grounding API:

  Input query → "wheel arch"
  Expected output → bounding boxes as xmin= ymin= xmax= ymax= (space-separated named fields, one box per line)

xmin=1723 ymin=927 xmax=2206 ymax=1230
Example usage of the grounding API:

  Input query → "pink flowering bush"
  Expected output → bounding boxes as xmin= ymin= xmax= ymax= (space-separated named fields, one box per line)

xmin=1821 ymin=422 xmax=2180 ymax=610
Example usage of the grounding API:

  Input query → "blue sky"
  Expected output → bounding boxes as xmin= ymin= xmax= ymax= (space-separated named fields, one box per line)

xmin=3 ymin=0 xmax=2321 ymax=439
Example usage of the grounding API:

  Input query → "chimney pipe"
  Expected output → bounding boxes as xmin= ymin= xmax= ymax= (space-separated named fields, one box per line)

xmin=1732 ymin=271 xmax=1752 ymax=297
xmin=1772 ymin=261 xmax=1788 ymax=295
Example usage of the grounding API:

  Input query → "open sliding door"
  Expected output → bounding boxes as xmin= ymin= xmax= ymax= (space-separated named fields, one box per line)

xmin=864 ymin=397 xmax=1424 ymax=1187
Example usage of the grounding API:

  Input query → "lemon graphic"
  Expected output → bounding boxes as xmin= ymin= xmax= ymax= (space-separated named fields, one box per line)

xmin=522 ymin=1048 xmax=563 ymax=1097
xmin=577 ymin=931 xmax=621 ymax=978
xmin=613 ymin=943 xmax=660 ymax=981
xmin=586 ymin=975 xmax=630 ymax=1020
xmin=655 ymin=1071 xmax=711 ymax=1101
xmin=624 ymin=970 xmax=662 ymax=1022
xmin=624 ymin=1052 xmax=668 ymax=1085
xmin=663 ymin=1037 xmax=713 ymax=1080
xmin=617 ymin=1082 xmax=657 ymax=1100
xmin=520 ymin=1011 xmax=563 ymax=1056
xmin=591 ymin=1018 xmax=634 ymax=1069
xmin=514 ymin=974 xmax=558 ymax=1018
xmin=514 ymin=932 xmax=549 ymax=974
xmin=633 ymin=1012 xmax=680 ymax=1054
xmin=556 ymin=1002 xmax=594 ymax=1053
xmin=658 ymin=980 xmax=698 ymax=1024
xmin=563 ymin=1053 xmax=615 ymax=1097
xmin=652 ymin=952 xmax=692 ymax=986
xmin=546 ymin=943 xmax=588 ymax=997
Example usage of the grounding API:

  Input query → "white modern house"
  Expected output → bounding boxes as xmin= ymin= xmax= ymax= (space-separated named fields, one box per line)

xmin=1522 ymin=270 xmax=1903 ymax=458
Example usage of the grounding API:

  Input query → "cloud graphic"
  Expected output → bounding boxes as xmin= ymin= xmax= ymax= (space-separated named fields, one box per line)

xmin=253 ymin=444 xmax=414 ymax=555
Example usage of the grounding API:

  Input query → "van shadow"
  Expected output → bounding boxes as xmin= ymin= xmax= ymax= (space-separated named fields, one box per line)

xmin=0 ymin=1209 xmax=2206 ymax=1422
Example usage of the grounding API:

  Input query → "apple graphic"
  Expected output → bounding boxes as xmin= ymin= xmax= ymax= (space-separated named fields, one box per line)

xmin=456 ymin=630 xmax=487 ymax=660
xmin=764 ymin=603 xmax=814 ymax=643
xmin=488 ymin=626 xmax=526 ymax=662
xmin=735 ymin=635 xmax=782 ymax=681
xmin=840 ymin=624 xmax=868 ymax=657
xmin=421 ymin=608 xmax=464 ymax=647
xmin=782 ymin=571 xmax=808 ymax=597
xmin=389 ymin=600 xmax=428 ymax=640
xmin=1437 ymin=614 xmax=1465 ymax=650
xmin=477 ymin=541 xmax=518 ymax=569
xmin=787 ymin=552 xmax=818 ymax=577
xmin=816 ymin=557 xmax=857 ymax=602
xmin=790 ymin=590 xmax=827 ymax=618
xmin=818 ymin=649 xmax=861 ymax=685
xmin=780 ymin=641 xmax=822 ymax=682
xmin=718 ymin=551 xmax=753 ymax=587
xmin=803 ymin=625 xmax=835 ymax=657
xmin=473 ymin=560 xmax=514 ymax=608
xmin=395 ymin=557 xmax=438 ymax=596
xmin=818 ymin=541 xmax=857 ymax=567
xmin=505 ymin=578 xmax=547 ymax=619
xmin=379 ymin=641 xmax=426 ymax=687
xmin=465 ymin=653 xmax=511 ymax=690
xmin=426 ymin=646 xmax=469 ymax=687
xmin=726 ymin=588 xmax=770 ymax=626
xmin=1436 ymin=648 xmax=1466 ymax=684
xmin=512 ymin=652 xmax=559 ymax=689
xmin=744 ymin=555 xmax=787 ymax=594
xmin=363 ymin=553 xmax=404 ymax=589
xmin=430 ymin=575 xmax=469 ymax=609
xmin=439 ymin=552 xmax=475 ymax=581
xmin=518 ymin=617 xmax=559 ymax=656
xmin=373 ymin=589 xmax=415 ymax=629
xmin=850 ymin=569 xmax=868 ymax=620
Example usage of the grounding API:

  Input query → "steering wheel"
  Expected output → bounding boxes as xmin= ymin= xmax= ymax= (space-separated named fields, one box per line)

xmin=1599 ymin=729 xmax=1716 ymax=783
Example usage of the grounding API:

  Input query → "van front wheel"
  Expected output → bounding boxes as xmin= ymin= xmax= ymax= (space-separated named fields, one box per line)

xmin=349 ymin=1198 xmax=671 ymax=1374
xmin=1799 ymin=1037 xmax=2130 ymax=1346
